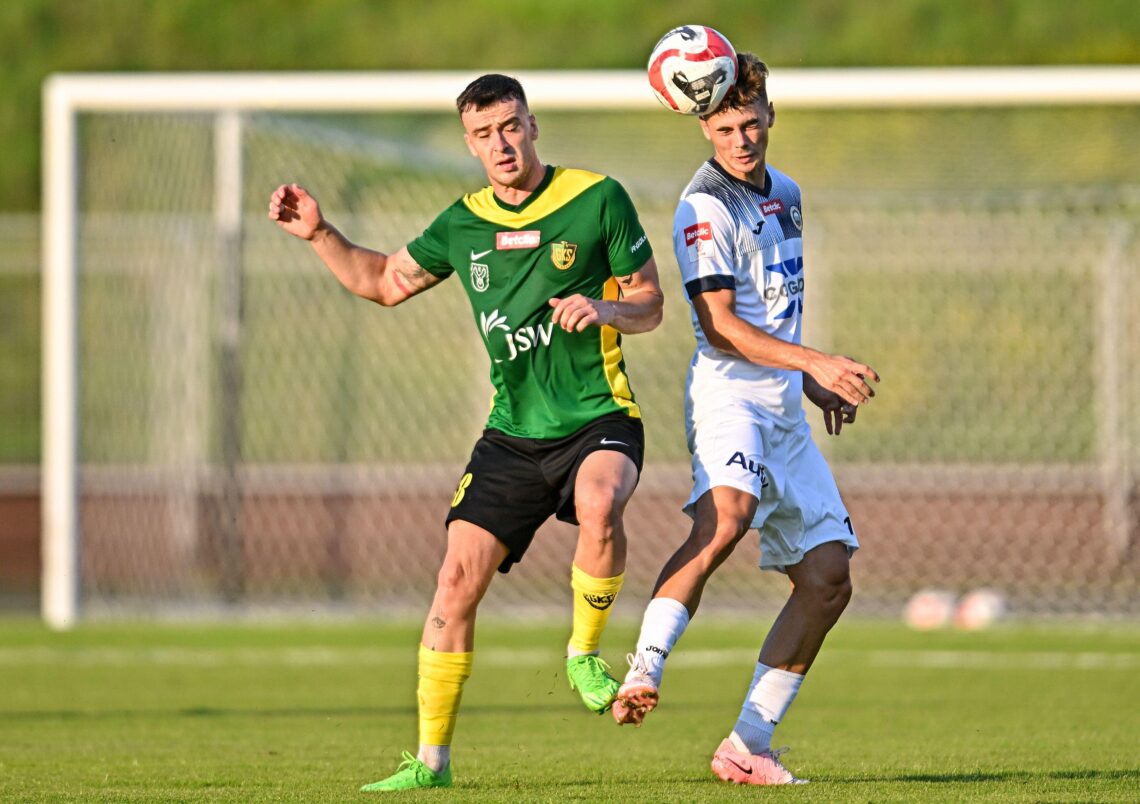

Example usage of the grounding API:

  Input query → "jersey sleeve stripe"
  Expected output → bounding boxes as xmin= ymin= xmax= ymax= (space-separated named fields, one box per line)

xmin=599 ymin=276 xmax=641 ymax=419
xmin=685 ymin=274 xmax=736 ymax=299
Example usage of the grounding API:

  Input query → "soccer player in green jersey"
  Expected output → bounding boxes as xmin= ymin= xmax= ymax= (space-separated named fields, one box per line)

xmin=268 ymin=73 xmax=663 ymax=792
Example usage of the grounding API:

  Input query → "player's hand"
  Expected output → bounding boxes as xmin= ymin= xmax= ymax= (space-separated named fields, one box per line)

xmin=806 ymin=352 xmax=879 ymax=409
xmin=268 ymin=183 xmax=323 ymax=241
xmin=548 ymin=295 xmax=614 ymax=332
xmin=803 ymin=375 xmax=858 ymax=435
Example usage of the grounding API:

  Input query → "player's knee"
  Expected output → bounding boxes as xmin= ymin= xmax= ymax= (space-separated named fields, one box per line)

xmin=575 ymin=489 xmax=624 ymax=536
xmin=797 ymin=565 xmax=852 ymax=622
xmin=435 ymin=561 xmax=481 ymax=607
xmin=690 ymin=513 xmax=749 ymax=562
xmin=824 ymin=573 xmax=853 ymax=619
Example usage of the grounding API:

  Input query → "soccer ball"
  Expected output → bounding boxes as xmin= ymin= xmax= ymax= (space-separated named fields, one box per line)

xmin=647 ymin=25 xmax=738 ymax=116
xmin=902 ymin=589 xmax=956 ymax=631
xmin=954 ymin=589 xmax=1007 ymax=631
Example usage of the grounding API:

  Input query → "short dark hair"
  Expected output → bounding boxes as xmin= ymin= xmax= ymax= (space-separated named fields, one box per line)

xmin=701 ymin=53 xmax=769 ymax=119
xmin=456 ymin=74 xmax=528 ymax=114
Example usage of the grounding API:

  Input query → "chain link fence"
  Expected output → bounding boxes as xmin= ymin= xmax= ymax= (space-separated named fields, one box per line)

xmin=11 ymin=104 xmax=1140 ymax=618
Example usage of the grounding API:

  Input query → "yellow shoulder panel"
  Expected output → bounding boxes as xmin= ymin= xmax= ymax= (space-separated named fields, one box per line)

xmin=462 ymin=167 xmax=607 ymax=228
xmin=598 ymin=276 xmax=641 ymax=418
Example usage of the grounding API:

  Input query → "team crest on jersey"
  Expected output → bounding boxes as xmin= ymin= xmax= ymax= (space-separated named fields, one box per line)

xmin=790 ymin=205 xmax=803 ymax=231
xmin=551 ymin=241 xmax=578 ymax=270
xmin=470 ymin=260 xmax=490 ymax=292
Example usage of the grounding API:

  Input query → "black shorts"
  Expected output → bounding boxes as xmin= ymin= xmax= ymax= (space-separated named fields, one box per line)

xmin=445 ymin=412 xmax=645 ymax=573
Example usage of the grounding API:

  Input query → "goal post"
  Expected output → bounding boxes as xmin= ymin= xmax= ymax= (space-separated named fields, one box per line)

xmin=43 ymin=67 xmax=1140 ymax=628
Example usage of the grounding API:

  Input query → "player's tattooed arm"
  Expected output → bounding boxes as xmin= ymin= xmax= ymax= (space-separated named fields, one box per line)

xmin=605 ymin=256 xmax=665 ymax=333
xmin=328 ymin=245 xmax=443 ymax=307
xmin=268 ymin=184 xmax=441 ymax=307
xmin=382 ymin=248 xmax=442 ymax=305
xmin=548 ymin=256 xmax=665 ymax=334
xmin=310 ymin=238 xmax=439 ymax=307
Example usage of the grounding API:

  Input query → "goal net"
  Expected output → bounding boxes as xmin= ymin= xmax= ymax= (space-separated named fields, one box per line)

xmin=43 ymin=69 xmax=1140 ymax=626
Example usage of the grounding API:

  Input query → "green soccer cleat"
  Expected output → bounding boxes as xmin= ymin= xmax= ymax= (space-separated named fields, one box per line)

xmin=566 ymin=654 xmax=620 ymax=714
xmin=359 ymin=751 xmax=452 ymax=793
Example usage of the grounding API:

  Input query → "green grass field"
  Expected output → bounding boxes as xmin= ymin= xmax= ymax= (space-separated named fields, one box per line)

xmin=2 ymin=618 xmax=1137 ymax=801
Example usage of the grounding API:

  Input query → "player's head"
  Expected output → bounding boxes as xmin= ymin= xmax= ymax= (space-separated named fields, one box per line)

xmin=698 ymin=53 xmax=775 ymax=183
xmin=455 ymin=73 xmax=529 ymax=116
xmin=457 ymin=74 xmax=541 ymax=193
xmin=702 ymin=52 xmax=771 ymax=119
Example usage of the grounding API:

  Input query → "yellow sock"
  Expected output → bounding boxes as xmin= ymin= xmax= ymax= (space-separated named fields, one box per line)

xmin=417 ymin=644 xmax=473 ymax=746
xmin=568 ymin=564 xmax=625 ymax=654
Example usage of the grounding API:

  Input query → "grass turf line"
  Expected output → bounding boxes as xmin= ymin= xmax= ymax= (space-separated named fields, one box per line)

xmin=0 ymin=618 xmax=1137 ymax=802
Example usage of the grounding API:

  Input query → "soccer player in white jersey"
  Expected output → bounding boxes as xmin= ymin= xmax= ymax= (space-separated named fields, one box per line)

xmin=612 ymin=53 xmax=880 ymax=786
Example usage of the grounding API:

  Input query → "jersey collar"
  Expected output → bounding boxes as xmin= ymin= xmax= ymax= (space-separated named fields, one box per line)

xmin=708 ymin=158 xmax=772 ymax=197
xmin=491 ymin=165 xmax=556 ymax=213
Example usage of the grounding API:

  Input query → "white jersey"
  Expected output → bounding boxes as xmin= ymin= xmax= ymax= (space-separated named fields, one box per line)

xmin=673 ymin=159 xmax=806 ymax=427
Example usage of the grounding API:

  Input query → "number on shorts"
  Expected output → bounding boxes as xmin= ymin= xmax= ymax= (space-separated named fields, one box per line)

xmin=451 ymin=473 xmax=473 ymax=508
xmin=843 ymin=515 xmax=854 ymax=535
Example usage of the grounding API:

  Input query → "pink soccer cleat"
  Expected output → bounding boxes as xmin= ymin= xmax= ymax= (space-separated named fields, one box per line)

xmin=611 ymin=653 xmax=659 ymax=726
xmin=710 ymin=739 xmax=807 ymax=785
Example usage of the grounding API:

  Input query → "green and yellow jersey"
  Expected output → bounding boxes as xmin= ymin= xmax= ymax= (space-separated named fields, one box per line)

xmin=406 ymin=165 xmax=653 ymax=439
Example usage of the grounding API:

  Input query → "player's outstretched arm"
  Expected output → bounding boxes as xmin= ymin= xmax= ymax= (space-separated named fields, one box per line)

xmin=267 ymin=183 xmax=441 ymax=306
xmin=548 ymin=256 xmax=665 ymax=334
xmin=692 ymin=288 xmax=879 ymax=408
xmin=800 ymin=348 xmax=879 ymax=410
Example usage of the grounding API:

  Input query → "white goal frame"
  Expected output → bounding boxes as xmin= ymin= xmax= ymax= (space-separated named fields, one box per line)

xmin=43 ymin=66 xmax=1140 ymax=628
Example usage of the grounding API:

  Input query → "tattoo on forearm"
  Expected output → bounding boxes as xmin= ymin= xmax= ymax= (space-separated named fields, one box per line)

xmin=390 ymin=267 xmax=413 ymax=296
xmin=393 ymin=261 xmax=430 ymax=294
xmin=407 ymin=263 xmax=432 ymax=286
xmin=430 ymin=615 xmax=446 ymax=629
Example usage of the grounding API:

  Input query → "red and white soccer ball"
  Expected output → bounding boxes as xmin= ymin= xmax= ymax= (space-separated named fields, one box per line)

xmin=647 ymin=25 xmax=738 ymax=116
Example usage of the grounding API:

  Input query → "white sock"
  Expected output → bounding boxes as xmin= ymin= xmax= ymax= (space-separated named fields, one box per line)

xmin=565 ymin=646 xmax=599 ymax=659
xmin=417 ymin=744 xmax=450 ymax=773
xmin=729 ymin=663 xmax=804 ymax=754
xmin=631 ymin=597 xmax=690 ymax=686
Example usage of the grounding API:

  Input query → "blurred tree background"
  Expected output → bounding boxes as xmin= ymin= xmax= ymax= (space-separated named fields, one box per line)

xmin=1 ymin=2 xmax=1138 ymax=625
xmin=1 ymin=0 xmax=1138 ymax=211
xmin=0 ymin=0 xmax=1137 ymax=465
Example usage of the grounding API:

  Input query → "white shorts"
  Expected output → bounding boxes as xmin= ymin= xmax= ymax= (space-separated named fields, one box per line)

xmin=683 ymin=397 xmax=858 ymax=573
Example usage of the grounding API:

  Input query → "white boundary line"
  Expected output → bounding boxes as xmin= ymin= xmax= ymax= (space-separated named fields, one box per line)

xmin=1 ymin=646 xmax=1136 ymax=670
